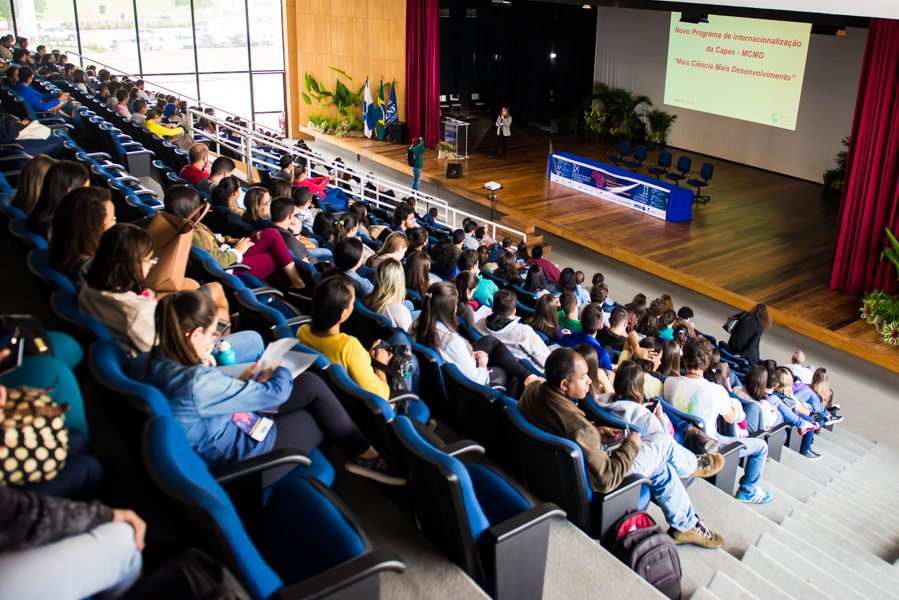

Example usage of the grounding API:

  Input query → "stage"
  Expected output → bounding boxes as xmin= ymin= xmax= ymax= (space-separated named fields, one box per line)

xmin=298 ymin=119 xmax=899 ymax=375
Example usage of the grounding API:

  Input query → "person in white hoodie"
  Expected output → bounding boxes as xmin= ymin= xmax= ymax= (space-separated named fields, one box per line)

xmin=473 ymin=289 xmax=550 ymax=368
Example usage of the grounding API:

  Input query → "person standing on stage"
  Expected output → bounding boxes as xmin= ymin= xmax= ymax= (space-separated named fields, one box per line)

xmin=409 ymin=137 xmax=426 ymax=191
xmin=488 ymin=107 xmax=512 ymax=159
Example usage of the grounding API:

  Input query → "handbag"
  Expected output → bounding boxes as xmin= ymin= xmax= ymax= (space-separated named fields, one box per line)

xmin=146 ymin=203 xmax=210 ymax=293
xmin=722 ymin=312 xmax=746 ymax=334
xmin=0 ymin=386 xmax=69 ymax=485
xmin=0 ymin=314 xmax=53 ymax=357
xmin=16 ymin=120 xmax=52 ymax=140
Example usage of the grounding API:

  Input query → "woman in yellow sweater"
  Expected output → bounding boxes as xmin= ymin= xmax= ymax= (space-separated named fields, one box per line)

xmin=144 ymin=107 xmax=196 ymax=151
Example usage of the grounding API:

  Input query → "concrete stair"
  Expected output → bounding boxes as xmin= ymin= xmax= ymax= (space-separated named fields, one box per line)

xmin=681 ymin=425 xmax=899 ymax=599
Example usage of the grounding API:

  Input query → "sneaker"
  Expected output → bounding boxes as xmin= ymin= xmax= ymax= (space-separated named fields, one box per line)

xmin=824 ymin=414 xmax=844 ymax=425
xmin=345 ymin=457 xmax=406 ymax=486
xmin=687 ymin=453 xmax=725 ymax=479
xmin=669 ymin=520 xmax=725 ymax=549
xmin=735 ymin=487 xmax=773 ymax=504
xmin=800 ymin=450 xmax=822 ymax=461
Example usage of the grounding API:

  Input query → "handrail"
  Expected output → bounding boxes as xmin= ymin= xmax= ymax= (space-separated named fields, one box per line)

xmin=184 ymin=108 xmax=527 ymax=242
xmin=65 ymin=50 xmax=280 ymax=136
xmin=66 ymin=51 xmax=527 ymax=242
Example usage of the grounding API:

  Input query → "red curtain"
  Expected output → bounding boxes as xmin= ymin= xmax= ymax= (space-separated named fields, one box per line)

xmin=405 ymin=0 xmax=441 ymax=148
xmin=830 ymin=18 xmax=899 ymax=295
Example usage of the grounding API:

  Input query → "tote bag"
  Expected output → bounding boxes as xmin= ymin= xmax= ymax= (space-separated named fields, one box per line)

xmin=146 ymin=203 xmax=209 ymax=293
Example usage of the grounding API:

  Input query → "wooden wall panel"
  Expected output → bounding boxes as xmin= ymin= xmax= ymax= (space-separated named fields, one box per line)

xmin=284 ymin=0 xmax=406 ymax=137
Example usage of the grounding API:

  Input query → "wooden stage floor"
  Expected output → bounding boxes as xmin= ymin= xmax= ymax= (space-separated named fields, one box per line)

xmin=298 ymin=120 xmax=899 ymax=374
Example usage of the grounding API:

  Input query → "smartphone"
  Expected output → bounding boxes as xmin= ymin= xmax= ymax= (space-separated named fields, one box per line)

xmin=644 ymin=399 xmax=659 ymax=412
xmin=606 ymin=426 xmax=630 ymax=446
xmin=0 ymin=327 xmax=24 ymax=377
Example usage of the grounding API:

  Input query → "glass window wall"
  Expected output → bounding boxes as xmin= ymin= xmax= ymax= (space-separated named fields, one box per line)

xmin=8 ymin=0 xmax=285 ymax=130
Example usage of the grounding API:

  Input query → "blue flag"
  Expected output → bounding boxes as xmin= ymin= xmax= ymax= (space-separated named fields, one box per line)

xmin=363 ymin=79 xmax=376 ymax=138
xmin=385 ymin=80 xmax=398 ymax=125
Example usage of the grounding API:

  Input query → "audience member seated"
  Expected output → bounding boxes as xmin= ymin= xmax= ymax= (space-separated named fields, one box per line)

xmin=197 ymin=156 xmax=236 ymax=195
xmin=425 ymin=236 xmax=455 ymax=281
xmin=298 ymin=276 xmax=412 ymax=401
xmin=143 ymin=107 xmax=195 ymax=152
xmin=787 ymin=350 xmax=814 ymax=385
xmin=474 ymin=289 xmax=550 ymax=368
xmin=811 ymin=368 xmax=839 ymax=414
xmin=289 ymin=185 xmax=316 ymax=232
xmin=367 ymin=232 xmax=409 ymax=269
xmin=726 ymin=303 xmax=771 ymax=365
xmin=0 ymin=113 xmax=63 ymax=158
xmin=522 ymin=264 xmax=551 ymax=297
xmin=347 ymin=201 xmax=373 ymax=239
xmin=451 ymin=229 xmax=465 ymax=258
xmin=133 ymin=290 xmax=400 ymax=485
xmin=209 ymin=175 xmax=245 ymax=217
xmin=129 ymin=99 xmax=148 ymax=125
xmin=674 ymin=306 xmax=696 ymax=337
xmin=272 ymin=154 xmax=293 ymax=182
xmin=574 ymin=271 xmax=591 ymax=305
xmin=595 ymin=306 xmax=630 ymax=352
xmin=268 ymin=197 xmax=327 ymax=265
xmin=392 ymin=203 xmax=417 ymax=236
xmin=406 ymin=227 xmax=428 ymax=253
xmin=111 ymin=88 xmax=130 ymax=118
xmin=11 ymin=154 xmax=56 ymax=215
xmin=404 ymin=250 xmax=433 ymax=299
xmin=557 ymin=291 xmax=581 ymax=333
xmin=493 ymin=251 xmax=524 ymax=287
xmin=462 ymin=221 xmax=479 ymax=249
xmin=581 ymin=283 xmax=612 ymax=327
xmin=525 ymin=294 xmax=570 ymax=344
xmin=526 ymin=245 xmax=559 ymax=282
xmin=422 ymin=206 xmax=442 ymax=230
xmin=47 ymin=187 xmax=116 ymax=290
xmin=454 ymin=271 xmax=479 ymax=329
xmin=293 ymin=163 xmax=349 ymax=211
xmin=25 ymin=160 xmax=89 ymax=240
xmin=560 ymin=304 xmax=614 ymax=370
xmin=166 ymin=186 xmax=306 ymax=292
xmin=411 ymin=282 xmax=541 ymax=398
xmin=14 ymin=67 xmax=74 ymax=118
xmin=570 ymin=344 xmax=614 ymax=398
xmin=554 ymin=268 xmax=578 ymax=302
xmin=0 ymin=484 xmax=145 ymax=599
xmin=328 ymin=238 xmax=373 ymax=296
xmin=518 ymin=350 xmax=725 ymax=548
xmin=664 ymin=337 xmax=773 ymax=504
xmin=363 ymin=258 xmax=412 ymax=331
xmin=241 ymin=184 xmax=273 ymax=230
xmin=458 ymin=248 xmax=497 ymax=307
xmin=178 ymin=144 xmax=210 ymax=186
xmin=476 ymin=246 xmax=495 ymax=275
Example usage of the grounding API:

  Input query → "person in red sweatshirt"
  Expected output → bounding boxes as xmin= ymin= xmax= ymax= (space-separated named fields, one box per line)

xmin=527 ymin=245 xmax=560 ymax=282
xmin=178 ymin=143 xmax=210 ymax=186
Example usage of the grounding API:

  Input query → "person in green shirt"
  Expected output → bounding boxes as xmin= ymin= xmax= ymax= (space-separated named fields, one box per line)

xmin=557 ymin=290 xmax=582 ymax=333
xmin=410 ymin=137 xmax=425 ymax=191
xmin=458 ymin=249 xmax=498 ymax=307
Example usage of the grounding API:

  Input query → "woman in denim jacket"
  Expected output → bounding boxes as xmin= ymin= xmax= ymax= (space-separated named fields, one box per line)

xmin=131 ymin=289 xmax=402 ymax=486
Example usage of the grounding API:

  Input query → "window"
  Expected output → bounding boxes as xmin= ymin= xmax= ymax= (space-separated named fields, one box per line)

xmin=8 ymin=0 xmax=285 ymax=130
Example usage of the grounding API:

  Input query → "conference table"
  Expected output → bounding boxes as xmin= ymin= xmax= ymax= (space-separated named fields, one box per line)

xmin=547 ymin=152 xmax=695 ymax=222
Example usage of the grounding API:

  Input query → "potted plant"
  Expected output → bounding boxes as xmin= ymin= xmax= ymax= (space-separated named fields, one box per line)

xmin=302 ymin=73 xmax=332 ymax=127
xmin=436 ymin=140 xmax=453 ymax=159
xmin=822 ymin=136 xmax=850 ymax=196
xmin=883 ymin=320 xmax=899 ymax=346
xmin=646 ymin=109 xmax=677 ymax=147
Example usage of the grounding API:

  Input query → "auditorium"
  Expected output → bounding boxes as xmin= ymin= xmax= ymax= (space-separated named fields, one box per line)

xmin=0 ymin=0 xmax=897 ymax=598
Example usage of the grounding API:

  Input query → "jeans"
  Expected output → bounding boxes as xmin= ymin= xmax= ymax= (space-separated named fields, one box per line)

xmin=223 ymin=330 xmax=265 ymax=363
xmin=308 ymin=247 xmax=333 ymax=263
xmin=412 ymin=166 xmax=422 ymax=191
xmin=669 ymin=412 xmax=692 ymax=446
xmin=771 ymin=398 xmax=814 ymax=454
xmin=0 ymin=521 xmax=142 ymax=600
xmin=742 ymin=401 xmax=763 ymax=434
xmin=718 ymin=434 xmax=768 ymax=495
xmin=630 ymin=434 xmax=698 ymax=532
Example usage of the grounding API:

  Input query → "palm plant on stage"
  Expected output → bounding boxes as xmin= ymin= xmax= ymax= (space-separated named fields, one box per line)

xmin=646 ymin=109 xmax=678 ymax=146
xmin=326 ymin=67 xmax=366 ymax=130
xmin=302 ymin=72 xmax=331 ymax=123
xmin=590 ymin=83 xmax=651 ymax=141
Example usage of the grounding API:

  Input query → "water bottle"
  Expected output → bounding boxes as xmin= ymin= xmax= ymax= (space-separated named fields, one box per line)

xmin=213 ymin=340 xmax=236 ymax=366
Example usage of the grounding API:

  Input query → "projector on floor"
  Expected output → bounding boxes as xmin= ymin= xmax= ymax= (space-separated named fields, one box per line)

xmin=484 ymin=181 xmax=501 ymax=191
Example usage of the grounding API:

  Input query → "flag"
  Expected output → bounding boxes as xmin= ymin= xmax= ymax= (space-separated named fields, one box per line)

xmin=363 ymin=79 xmax=376 ymax=138
xmin=377 ymin=78 xmax=386 ymax=140
xmin=385 ymin=80 xmax=398 ymax=125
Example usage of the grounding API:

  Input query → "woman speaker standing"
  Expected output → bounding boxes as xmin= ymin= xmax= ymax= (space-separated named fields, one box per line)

xmin=488 ymin=107 xmax=512 ymax=159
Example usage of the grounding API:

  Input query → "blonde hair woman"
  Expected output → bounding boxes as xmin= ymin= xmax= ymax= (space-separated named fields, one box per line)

xmin=363 ymin=258 xmax=412 ymax=331
xmin=810 ymin=368 xmax=837 ymax=410
xmin=11 ymin=154 xmax=57 ymax=214
xmin=774 ymin=367 xmax=813 ymax=417
xmin=366 ymin=231 xmax=409 ymax=269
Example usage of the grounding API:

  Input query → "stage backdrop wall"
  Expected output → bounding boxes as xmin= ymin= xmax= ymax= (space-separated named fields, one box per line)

xmin=593 ymin=7 xmax=867 ymax=183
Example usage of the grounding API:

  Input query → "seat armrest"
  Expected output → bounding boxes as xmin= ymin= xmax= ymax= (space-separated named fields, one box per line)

xmin=442 ymin=439 xmax=486 ymax=458
xmin=286 ymin=315 xmax=312 ymax=327
xmin=213 ymin=447 xmax=311 ymax=484
xmin=250 ymin=286 xmax=284 ymax=297
xmin=273 ymin=549 xmax=405 ymax=600
xmin=222 ymin=263 xmax=251 ymax=272
xmin=757 ymin=422 xmax=790 ymax=462
xmin=386 ymin=392 xmax=421 ymax=406
xmin=710 ymin=441 xmax=743 ymax=496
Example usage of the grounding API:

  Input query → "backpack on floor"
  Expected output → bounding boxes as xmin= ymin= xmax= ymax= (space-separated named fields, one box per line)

xmin=406 ymin=146 xmax=416 ymax=166
xmin=609 ymin=511 xmax=682 ymax=600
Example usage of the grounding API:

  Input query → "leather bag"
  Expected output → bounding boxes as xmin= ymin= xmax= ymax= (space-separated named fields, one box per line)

xmin=146 ymin=203 xmax=210 ymax=293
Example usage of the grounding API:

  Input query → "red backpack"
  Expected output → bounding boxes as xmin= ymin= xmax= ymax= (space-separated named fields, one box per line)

xmin=609 ymin=511 xmax=682 ymax=599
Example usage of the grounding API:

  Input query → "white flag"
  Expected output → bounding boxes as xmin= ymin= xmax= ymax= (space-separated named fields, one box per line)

xmin=362 ymin=79 xmax=375 ymax=139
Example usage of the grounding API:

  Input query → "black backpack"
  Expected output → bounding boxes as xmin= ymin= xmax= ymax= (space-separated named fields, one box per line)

xmin=406 ymin=146 xmax=416 ymax=166
xmin=609 ymin=511 xmax=682 ymax=600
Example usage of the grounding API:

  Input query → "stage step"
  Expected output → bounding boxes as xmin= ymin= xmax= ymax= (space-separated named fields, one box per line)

xmin=498 ymin=215 xmax=535 ymax=234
